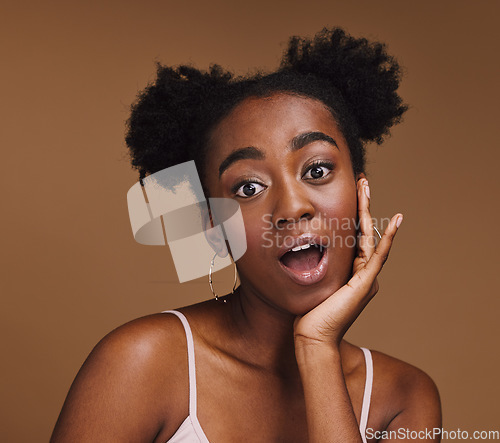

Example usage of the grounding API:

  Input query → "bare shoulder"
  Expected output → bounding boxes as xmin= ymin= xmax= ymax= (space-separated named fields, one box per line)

xmin=370 ymin=349 xmax=441 ymax=405
xmin=89 ymin=311 xmax=189 ymax=363
xmin=50 ymin=311 xmax=193 ymax=442
xmin=369 ymin=349 xmax=442 ymax=434
xmin=75 ymin=311 xmax=190 ymax=385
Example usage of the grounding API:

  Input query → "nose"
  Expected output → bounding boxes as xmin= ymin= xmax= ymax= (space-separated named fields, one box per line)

xmin=271 ymin=182 xmax=315 ymax=229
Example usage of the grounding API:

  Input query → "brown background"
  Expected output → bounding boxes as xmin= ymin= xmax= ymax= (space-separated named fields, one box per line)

xmin=1 ymin=0 xmax=499 ymax=441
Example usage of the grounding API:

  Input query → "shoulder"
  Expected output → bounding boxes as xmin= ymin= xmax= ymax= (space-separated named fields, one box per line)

xmin=341 ymin=342 xmax=441 ymax=432
xmin=51 ymin=311 xmax=193 ymax=441
xmin=78 ymin=312 xmax=190 ymax=384
xmin=370 ymin=349 xmax=440 ymax=404
xmin=369 ymin=349 xmax=442 ymax=432
xmin=87 ymin=300 xmax=220 ymax=374
xmin=92 ymin=311 xmax=188 ymax=360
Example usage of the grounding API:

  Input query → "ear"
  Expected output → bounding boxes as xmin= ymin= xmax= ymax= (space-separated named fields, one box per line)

xmin=355 ymin=171 xmax=367 ymax=183
xmin=201 ymin=204 xmax=229 ymax=258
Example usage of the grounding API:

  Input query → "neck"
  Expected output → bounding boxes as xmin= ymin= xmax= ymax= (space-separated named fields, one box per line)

xmin=224 ymin=284 xmax=301 ymax=379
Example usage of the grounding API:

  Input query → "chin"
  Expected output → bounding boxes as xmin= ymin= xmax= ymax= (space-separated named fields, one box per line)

xmin=277 ymin=281 xmax=344 ymax=316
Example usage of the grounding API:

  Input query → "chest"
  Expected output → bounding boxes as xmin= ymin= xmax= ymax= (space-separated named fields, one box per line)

xmin=197 ymin=365 xmax=307 ymax=441
xmin=193 ymin=354 xmax=369 ymax=442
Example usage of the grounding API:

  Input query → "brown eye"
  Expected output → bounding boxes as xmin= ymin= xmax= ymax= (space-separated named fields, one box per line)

xmin=310 ymin=166 xmax=324 ymax=178
xmin=235 ymin=182 xmax=266 ymax=198
xmin=302 ymin=162 xmax=334 ymax=180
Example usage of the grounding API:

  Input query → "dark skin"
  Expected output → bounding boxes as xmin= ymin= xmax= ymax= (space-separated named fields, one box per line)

xmin=51 ymin=93 xmax=441 ymax=442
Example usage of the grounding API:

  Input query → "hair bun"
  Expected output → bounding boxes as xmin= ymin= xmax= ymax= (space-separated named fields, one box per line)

xmin=280 ymin=27 xmax=407 ymax=144
xmin=125 ymin=63 xmax=233 ymax=181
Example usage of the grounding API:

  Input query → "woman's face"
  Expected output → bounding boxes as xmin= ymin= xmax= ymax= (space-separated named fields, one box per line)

xmin=204 ymin=92 xmax=361 ymax=315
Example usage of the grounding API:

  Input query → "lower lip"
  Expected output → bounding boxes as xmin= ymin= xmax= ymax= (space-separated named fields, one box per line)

xmin=278 ymin=247 xmax=329 ymax=286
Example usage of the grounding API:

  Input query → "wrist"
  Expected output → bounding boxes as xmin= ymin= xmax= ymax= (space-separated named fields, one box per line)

xmin=294 ymin=331 xmax=341 ymax=351
xmin=294 ymin=337 xmax=341 ymax=366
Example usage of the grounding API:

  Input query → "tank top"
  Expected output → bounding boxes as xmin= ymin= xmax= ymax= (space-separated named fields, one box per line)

xmin=162 ymin=310 xmax=373 ymax=443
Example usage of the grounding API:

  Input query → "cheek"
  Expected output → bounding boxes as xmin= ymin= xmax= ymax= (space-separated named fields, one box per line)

xmin=247 ymin=224 xmax=267 ymax=252
xmin=315 ymin=183 xmax=358 ymax=235
xmin=233 ymin=224 xmax=277 ymax=289
xmin=234 ymin=208 xmax=288 ymax=281
xmin=234 ymin=210 xmax=268 ymax=262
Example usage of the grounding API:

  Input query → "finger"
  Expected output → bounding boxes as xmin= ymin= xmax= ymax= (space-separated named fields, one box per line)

xmin=356 ymin=178 xmax=375 ymax=261
xmin=358 ymin=214 xmax=403 ymax=286
xmin=314 ymin=213 xmax=402 ymax=331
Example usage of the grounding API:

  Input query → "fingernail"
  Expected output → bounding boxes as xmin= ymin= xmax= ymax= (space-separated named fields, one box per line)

xmin=396 ymin=215 xmax=403 ymax=228
xmin=364 ymin=181 xmax=370 ymax=199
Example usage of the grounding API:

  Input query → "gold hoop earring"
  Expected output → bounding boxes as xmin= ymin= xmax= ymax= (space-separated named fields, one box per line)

xmin=356 ymin=225 xmax=382 ymax=245
xmin=209 ymin=252 xmax=238 ymax=303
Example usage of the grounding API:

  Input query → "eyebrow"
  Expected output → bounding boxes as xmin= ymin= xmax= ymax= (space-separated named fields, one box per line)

xmin=218 ymin=131 xmax=338 ymax=177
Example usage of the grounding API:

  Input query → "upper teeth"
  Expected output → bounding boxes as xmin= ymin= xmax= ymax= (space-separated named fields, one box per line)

xmin=291 ymin=243 xmax=313 ymax=252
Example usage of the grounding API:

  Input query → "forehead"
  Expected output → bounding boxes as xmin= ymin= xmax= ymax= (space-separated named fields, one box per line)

xmin=208 ymin=93 xmax=344 ymax=153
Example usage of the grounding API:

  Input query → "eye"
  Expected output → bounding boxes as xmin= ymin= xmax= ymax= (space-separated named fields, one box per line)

xmin=302 ymin=161 xmax=334 ymax=180
xmin=233 ymin=181 xmax=266 ymax=198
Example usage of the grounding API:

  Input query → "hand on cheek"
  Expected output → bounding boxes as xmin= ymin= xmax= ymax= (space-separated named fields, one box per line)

xmin=294 ymin=177 xmax=403 ymax=347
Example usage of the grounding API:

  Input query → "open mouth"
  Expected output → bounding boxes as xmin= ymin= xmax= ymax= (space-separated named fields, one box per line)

xmin=279 ymin=243 xmax=325 ymax=272
xmin=278 ymin=242 xmax=328 ymax=286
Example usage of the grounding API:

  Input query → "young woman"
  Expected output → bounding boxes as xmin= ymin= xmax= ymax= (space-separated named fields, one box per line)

xmin=51 ymin=27 xmax=442 ymax=442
